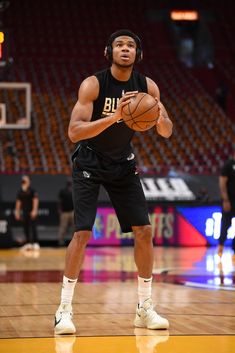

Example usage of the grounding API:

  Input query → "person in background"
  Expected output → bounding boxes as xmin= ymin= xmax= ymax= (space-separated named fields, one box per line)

xmin=15 ymin=175 xmax=40 ymax=251
xmin=58 ymin=179 xmax=74 ymax=246
xmin=218 ymin=145 xmax=235 ymax=257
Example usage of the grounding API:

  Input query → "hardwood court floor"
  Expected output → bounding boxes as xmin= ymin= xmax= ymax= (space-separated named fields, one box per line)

xmin=0 ymin=246 xmax=234 ymax=353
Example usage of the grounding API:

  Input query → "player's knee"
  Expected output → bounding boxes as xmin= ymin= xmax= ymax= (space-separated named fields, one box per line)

xmin=133 ymin=225 xmax=152 ymax=243
xmin=73 ymin=230 xmax=91 ymax=247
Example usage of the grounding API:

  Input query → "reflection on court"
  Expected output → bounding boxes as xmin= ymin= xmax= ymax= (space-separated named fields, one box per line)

xmin=0 ymin=246 xmax=234 ymax=352
xmin=1 ymin=335 xmax=235 ymax=353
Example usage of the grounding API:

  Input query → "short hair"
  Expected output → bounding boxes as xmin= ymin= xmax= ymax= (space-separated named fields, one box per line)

xmin=105 ymin=29 xmax=143 ymax=62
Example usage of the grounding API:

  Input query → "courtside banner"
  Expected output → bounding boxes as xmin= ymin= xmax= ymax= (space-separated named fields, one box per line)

xmin=87 ymin=205 xmax=234 ymax=246
xmin=98 ymin=174 xmax=219 ymax=203
xmin=141 ymin=177 xmax=196 ymax=201
xmin=2 ymin=203 xmax=234 ymax=246
xmin=0 ymin=174 xmax=220 ymax=203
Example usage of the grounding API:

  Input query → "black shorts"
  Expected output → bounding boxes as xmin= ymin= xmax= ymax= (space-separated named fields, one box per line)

xmin=72 ymin=144 xmax=150 ymax=233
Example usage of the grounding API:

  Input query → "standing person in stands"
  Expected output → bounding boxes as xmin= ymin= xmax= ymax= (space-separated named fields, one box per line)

xmin=54 ymin=29 xmax=173 ymax=334
xmin=218 ymin=144 xmax=235 ymax=257
xmin=15 ymin=175 xmax=40 ymax=251
xmin=58 ymin=178 xmax=74 ymax=246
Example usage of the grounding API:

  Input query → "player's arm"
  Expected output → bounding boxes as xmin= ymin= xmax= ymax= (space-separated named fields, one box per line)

xmin=147 ymin=77 xmax=173 ymax=138
xmin=219 ymin=175 xmax=231 ymax=211
xmin=68 ymin=76 xmax=136 ymax=143
xmin=31 ymin=194 xmax=39 ymax=219
xmin=15 ymin=199 xmax=21 ymax=220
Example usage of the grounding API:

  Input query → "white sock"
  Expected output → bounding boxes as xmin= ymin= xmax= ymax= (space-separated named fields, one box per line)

xmin=138 ymin=276 xmax=152 ymax=306
xmin=60 ymin=275 xmax=77 ymax=305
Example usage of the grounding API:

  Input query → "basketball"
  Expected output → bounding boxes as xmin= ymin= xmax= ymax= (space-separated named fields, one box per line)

xmin=121 ymin=92 xmax=159 ymax=131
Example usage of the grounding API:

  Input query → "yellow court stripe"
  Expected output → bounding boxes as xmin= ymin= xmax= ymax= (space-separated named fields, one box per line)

xmin=0 ymin=335 xmax=234 ymax=353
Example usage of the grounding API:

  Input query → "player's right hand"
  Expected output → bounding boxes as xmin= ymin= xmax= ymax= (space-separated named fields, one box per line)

xmin=113 ymin=91 xmax=138 ymax=121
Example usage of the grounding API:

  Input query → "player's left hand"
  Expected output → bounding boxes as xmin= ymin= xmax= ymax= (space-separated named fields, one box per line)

xmin=155 ymin=100 xmax=173 ymax=138
xmin=156 ymin=101 xmax=168 ymax=124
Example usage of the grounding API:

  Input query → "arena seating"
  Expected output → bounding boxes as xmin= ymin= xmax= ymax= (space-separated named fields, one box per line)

xmin=0 ymin=0 xmax=234 ymax=175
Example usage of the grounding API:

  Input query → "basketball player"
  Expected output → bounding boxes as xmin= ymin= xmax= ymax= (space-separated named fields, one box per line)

xmin=54 ymin=29 xmax=173 ymax=334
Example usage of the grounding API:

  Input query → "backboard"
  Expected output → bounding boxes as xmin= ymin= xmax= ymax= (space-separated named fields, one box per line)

xmin=0 ymin=82 xmax=31 ymax=129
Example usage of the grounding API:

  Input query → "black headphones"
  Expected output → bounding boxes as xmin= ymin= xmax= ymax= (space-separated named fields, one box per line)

xmin=104 ymin=29 xmax=143 ymax=63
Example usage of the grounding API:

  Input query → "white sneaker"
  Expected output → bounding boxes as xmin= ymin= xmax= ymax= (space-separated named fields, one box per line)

xmin=20 ymin=243 xmax=33 ymax=251
xmin=54 ymin=304 xmax=76 ymax=335
xmin=33 ymin=243 xmax=40 ymax=251
xmin=134 ymin=298 xmax=169 ymax=330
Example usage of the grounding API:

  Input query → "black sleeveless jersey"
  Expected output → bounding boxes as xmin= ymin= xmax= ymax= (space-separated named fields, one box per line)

xmin=83 ymin=68 xmax=148 ymax=161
